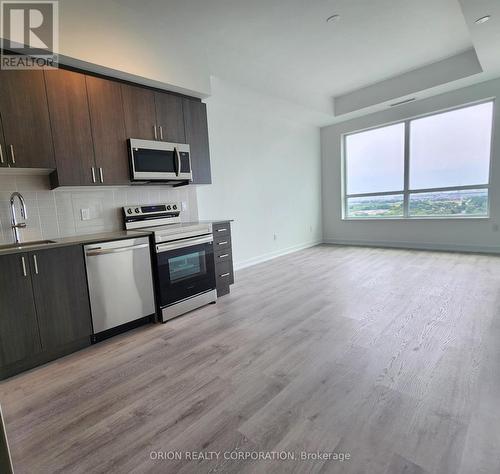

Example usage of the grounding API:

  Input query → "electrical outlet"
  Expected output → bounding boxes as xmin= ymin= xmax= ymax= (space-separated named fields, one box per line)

xmin=80 ymin=208 xmax=91 ymax=221
xmin=181 ymin=201 xmax=188 ymax=211
xmin=493 ymin=223 xmax=499 ymax=232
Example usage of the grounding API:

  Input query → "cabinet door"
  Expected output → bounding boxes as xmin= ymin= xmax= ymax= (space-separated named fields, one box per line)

xmin=0 ymin=253 xmax=41 ymax=367
xmin=45 ymin=69 xmax=96 ymax=186
xmin=121 ymin=84 xmax=157 ymax=140
xmin=0 ymin=115 xmax=6 ymax=168
xmin=29 ymin=246 xmax=92 ymax=351
xmin=155 ymin=92 xmax=185 ymax=143
xmin=183 ymin=99 xmax=212 ymax=184
xmin=0 ymin=70 xmax=54 ymax=168
xmin=86 ymin=76 xmax=130 ymax=185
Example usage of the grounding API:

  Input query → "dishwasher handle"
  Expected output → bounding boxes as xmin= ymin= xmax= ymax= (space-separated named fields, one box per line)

xmin=85 ymin=243 xmax=150 ymax=257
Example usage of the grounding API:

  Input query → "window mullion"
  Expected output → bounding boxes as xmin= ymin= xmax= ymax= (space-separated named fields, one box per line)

xmin=403 ymin=120 xmax=411 ymax=217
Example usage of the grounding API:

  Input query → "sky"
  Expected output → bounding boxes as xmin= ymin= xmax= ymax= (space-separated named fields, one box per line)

xmin=346 ymin=101 xmax=494 ymax=195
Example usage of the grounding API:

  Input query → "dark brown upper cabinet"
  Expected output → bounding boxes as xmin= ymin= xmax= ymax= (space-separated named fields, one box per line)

xmin=154 ymin=92 xmax=186 ymax=143
xmin=0 ymin=70 xmax=54 ymax=169
xmin=121 ymin=83 xmax=157 ymax=140
xmin=0 ymin=67 xmax=211 ymax=188
xmin=121 ymin=85 xmax=186 ymax=143
xmin=183 ymin=99 xmax=212 ymax=184
xmin=86 ymin=76 xmax=130 ymax=185
xmin=45 ymin=69 xmax=96 ymax=187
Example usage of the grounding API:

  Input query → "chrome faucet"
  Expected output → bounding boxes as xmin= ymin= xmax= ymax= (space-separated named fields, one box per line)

xmin=10 ymin=192 xmax=27 ymax=244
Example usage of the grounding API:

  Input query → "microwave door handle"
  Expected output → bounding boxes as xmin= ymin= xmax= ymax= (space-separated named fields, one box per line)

xmin=175 ymin=147 xmax=181 ymax=176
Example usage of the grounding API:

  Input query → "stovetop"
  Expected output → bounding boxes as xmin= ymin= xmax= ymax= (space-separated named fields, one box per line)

xmin=123 ymin=202 xmax=213 ymax=243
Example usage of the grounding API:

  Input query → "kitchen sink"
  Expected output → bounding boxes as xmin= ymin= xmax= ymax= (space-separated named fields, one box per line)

xmin=0 ymin=240 xmax=58 ymax=250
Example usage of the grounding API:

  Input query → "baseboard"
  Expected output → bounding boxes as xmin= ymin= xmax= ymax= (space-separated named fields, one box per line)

xmin=234 ymin=240 xmax=322 ymax=271
xmin=323 ymin=238 xmax=500 ymax=255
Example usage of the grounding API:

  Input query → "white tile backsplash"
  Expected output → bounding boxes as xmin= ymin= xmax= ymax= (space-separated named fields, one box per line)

xmin=0 ymin=174 xmax=199 ymax=244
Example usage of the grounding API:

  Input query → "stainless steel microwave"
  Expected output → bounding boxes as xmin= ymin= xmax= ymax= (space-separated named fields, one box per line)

xmin=128 ymin=139 xmax=192 ymax=183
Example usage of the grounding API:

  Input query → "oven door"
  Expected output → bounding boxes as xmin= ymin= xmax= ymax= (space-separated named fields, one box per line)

xmin=155 ymin=235 xmax=215 ymax=307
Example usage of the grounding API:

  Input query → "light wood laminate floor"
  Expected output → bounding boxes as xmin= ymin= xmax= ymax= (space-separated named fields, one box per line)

xmin=1 ymin=245 xmax=500 ymax=474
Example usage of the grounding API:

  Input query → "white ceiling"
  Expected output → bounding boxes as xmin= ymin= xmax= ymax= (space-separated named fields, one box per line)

xmin=113 ymin=0 xmax=487 ymax=112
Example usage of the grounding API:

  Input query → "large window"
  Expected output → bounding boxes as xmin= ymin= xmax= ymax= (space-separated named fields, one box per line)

xmin=344 ymin=101 xmax=494 ymax=219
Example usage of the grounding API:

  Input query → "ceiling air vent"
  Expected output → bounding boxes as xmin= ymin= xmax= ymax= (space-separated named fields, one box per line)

xmin=390 ymin=98 xmax=416 ymax=107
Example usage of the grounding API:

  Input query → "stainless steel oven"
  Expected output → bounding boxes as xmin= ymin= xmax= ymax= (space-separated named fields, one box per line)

xmin=123 ymin=204 xmax=217 ymax=322
xmin=155 ymin=233 xmax=216 ymax=322
xmin=128 ymin=139 xmax=192 ymax=183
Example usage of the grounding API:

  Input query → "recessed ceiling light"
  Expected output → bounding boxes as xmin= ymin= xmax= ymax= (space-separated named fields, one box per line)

xmin=326 ymin=14 xmax=341 ymax=23
xmin=475 ymin=15 xmax=491 ymax=24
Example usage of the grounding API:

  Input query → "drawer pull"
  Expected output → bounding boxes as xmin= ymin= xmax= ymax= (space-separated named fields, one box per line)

xmin=217 ymin=241 xmax=228 ymax=245
xmin=9 ymin=145 xmax=15 ymax=164
xmin=220 ymin=272 xmax=231 ymax=278
xmin=217 ymin=228 xmax=227 ymax=232
xmin=219 ymin=254 xmax=229 ymax=258
xmin=21 ymin=256 xmax=27 ymax=277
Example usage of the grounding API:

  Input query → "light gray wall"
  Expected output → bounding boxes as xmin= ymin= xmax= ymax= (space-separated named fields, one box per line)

xmin=197 ymin=77 xmax=323 ymax=269
xmin=321 ymin=77 xmax=500 ymax=253
xmin=0 ymin=174 xmax=198 ymax=244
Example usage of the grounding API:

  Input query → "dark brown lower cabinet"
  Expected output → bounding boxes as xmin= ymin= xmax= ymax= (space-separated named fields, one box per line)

xmin=0 ymin=253 xmax=41 ymax=368
xmin=0 ymin=245 xmax=92 ymax=380
xmin=213 ymin=222 xmax=235 ymax=297
xmin=29 ymin=246 xmax=92 ymax=351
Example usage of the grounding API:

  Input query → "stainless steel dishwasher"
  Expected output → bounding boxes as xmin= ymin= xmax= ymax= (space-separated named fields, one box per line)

xmin=84 ymin=237 xmax=156 ymax=339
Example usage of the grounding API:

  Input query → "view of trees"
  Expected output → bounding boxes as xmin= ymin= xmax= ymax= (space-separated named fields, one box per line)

xmin=348 ymin=190 xmax=488 ymax=218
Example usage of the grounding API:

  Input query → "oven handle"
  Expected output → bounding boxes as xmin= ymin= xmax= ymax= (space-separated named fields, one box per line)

xmin=156 ymin=235 xmax=213 ymax=253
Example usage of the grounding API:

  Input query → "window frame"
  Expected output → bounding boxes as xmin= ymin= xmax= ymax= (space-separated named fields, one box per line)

xmin=342 ymin=99 xmax=495 ymax=220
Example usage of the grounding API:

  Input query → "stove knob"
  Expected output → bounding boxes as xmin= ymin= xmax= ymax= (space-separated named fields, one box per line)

xmin=167 ymin=205 xmax=171 ymax=210
xmin=135 ymin=208 xmax=140 ymax=213
xmin=173 ymin=205 xmax=177 ymax=210
xmin=127 ymin=209 xmax=132 ymax=214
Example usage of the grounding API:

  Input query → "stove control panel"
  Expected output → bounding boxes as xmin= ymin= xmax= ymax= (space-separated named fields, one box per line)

xmin=123 ymin=202 xmax=182 ymax=230
xmin=124 ymin=203 xmax=179 ymax=217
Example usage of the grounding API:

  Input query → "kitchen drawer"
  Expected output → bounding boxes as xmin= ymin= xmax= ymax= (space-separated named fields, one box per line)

xmin=214 ymin=236 xmax=231 ymax=251
xmin=213 ymin=222 xmax=231 ymax=240
xmin=215 ymin=260 xmax=234 ymax=285
xmin=215 ymin=250 xmax=232 ymax=264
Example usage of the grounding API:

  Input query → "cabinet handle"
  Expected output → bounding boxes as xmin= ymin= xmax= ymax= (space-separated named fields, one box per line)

xmin=0 ymin=144 xmax=4 ymax=164
xmin=218 ymin=254 xmax=229 ymax=259
xmin=217 ymin=241 xmax=228 ymax=245
xmin=99 ymin=167 xmax=104 ymax=183
xmin=159 ymin=125 xmax=163 ymax=140
xmin=91 ymin=167 xmax=96 ymax=183
xmin=21 ymin=256 xmax=27 ymax=277
xmin=9 ymin=145 xmax=15 ymax=164
xmin=217 ymin=228 xmax=227 ymax=232
xmin=33 ymin=255 xmax=39 ymax=274
xmin=220 ymin=272 xmax=230 ymax=278
xmin=154 ymin=125 xmax=158 ymax=140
